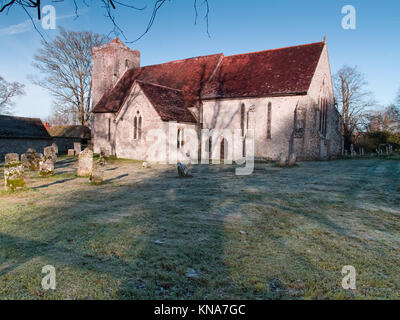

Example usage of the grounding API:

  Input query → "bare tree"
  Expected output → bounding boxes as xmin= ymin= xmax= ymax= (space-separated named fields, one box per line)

xmin=396 ymin=87 xmax=400 ymax=107
xmin=0 ymin=0 xmax=210 ymax=42
xmin=30 ymin=28 xmax=109 ymax=126
xmin=334 ymin=65 xmax=374 ymax=149
xmin=0 ymin=75 xmax=25 ymax=115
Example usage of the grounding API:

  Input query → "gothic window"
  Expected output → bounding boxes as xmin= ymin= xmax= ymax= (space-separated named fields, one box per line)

xmin=220 ymin=138 xmax=228 ymax=163
xmin=133 ymin=116 xmax=137 ymax=139
xmin=319 ymin=98 xmax=328 ymax=137
xmin=177 ymin=129 xmax=185 ymax=149
xmin=107 ymin=118 xmax=111 ymax=141
xmin=267 ymin=102 xmax=272 ymax=139
xmin=240 ymin=103 xmax=245 ymax=136
xmin=138 ymin=116 xmax=142 ymax=139
xmin=208 ymin=136 xmax=212 ymax=163
xmin=134 ymin=111 xmax=142 ymax=140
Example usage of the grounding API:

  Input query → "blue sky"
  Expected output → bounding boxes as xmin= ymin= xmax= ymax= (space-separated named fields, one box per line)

xmin=0 ymin=0 xmax=399 ymax=119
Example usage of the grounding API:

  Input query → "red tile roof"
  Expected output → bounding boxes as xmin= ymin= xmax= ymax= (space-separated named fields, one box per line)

xmin=138 ymin=82 xmax=197 ymax=123
xmin=202 ymin=42 xmax=325 ymax=99
xmin=93 ymin=53 xmax=223 ymax=114
xmin=93 ymin=41 xmax=325 ymax=119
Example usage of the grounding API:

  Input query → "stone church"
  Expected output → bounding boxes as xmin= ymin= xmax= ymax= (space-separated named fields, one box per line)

xmin=92 ymin=38 xmax=342 ymax=162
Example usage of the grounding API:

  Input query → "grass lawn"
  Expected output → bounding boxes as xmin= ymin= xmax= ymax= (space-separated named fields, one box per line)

xmin=0 ymin=156 xmax=399 ymax=299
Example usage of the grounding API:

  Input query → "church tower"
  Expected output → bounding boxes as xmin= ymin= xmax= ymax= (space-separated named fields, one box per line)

xmin=92 ymin=38 xmax=140 ymax=107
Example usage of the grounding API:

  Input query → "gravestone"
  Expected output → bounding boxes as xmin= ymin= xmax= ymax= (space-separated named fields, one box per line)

xmin=4 ymin=153 xmax=19 ymax=164
xmin=68 ymin=149 xmax=75 ymax=157
xmin=51 ymin=143 xmax=59 ymax=155
xmin=74 ymin=142 xmax=82 ymax=155
xmin=22 ymin=149 xmax=41 ymax=171
xmin=90 ymin=156 xmax=106 ymax=184
xmin=288 ymin=153 xmax=297 ymax=166
xmin=279 ymin=154 xmax=287 ymax=167
xmin=44 ymin=146 xmax=57 ymax=164
xmin=177 ymin=162 xmax=189 ymax=177
xmin=4 ymin=154 xmax=25 ymax=192
xmin=350 ymin=144 xmax=354 ymax=157
xmin=39 ymin=159 xmax=55 ymax=176
xmin=78 ymin=148 xmax=93 ymax=177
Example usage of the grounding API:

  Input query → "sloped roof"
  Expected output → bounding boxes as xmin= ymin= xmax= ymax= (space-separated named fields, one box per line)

xmin=202 ymin=42 xmax=325 ymax=99
xmin=138 ymin=82 xmax=196 ymax=123
xmin=93 ymin=53 xmax=223 ymax=114
xmin=48 ymin=125 xmax=91 ymax=139
xmin=93 ymin=41 xmax=325 ymax=118
xmin=0 ymin=115 xmax=51 ymax=139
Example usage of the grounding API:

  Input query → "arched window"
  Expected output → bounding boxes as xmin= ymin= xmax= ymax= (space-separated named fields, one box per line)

xmin=133 ymin=116 xmax=137 ymax=139
xmin=220 ymin=138 xmax=228 ymax=163
xmin=133 ymin=111 xmax=142 ymax=140
xmin=208 ymin=136 xmax=212 ymax=163
xmin=267 ymin=102 xmax=272 ymax=139
xmin=138 ymin=116 xmax=142 ymax=139
xmin=240 ymin=103 xmax=245 ymax=136
xmin=177 ymin=129 xmax=184 ymax=149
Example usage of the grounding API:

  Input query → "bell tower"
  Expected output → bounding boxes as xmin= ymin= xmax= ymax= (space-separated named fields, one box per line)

xmin=92 ymin=38 xmax=140 ymax=107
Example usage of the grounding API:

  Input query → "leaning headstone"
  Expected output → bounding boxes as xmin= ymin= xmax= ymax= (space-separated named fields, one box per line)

xmin=74 ymin=142 xmax=82 ymax=155
xmin=288 ymin=153 xmax=297 ymax=166
xmin=39 ymin=158 xmax=55 ymax=176
xmin=90 ymin=156 xmax=106 ymax=184
xmin=77 ymin=148 xmax=93 ymax=177
xmin=177 ymin=162 xmax=189 ymax=177
xmin=4 ymin=153 xmax=19 ymax=165
xmin=51 ymin=143 xmax=59 ymax=155
xmin=4 ymin=156 xmax=25 ymax=192
xmin=44 ymin=146 xmax=57 ymax=164
xmin=279 ymin=154 xmax=287 ymax=167
xmin=67 ymin=149 xmax=76 ymax=157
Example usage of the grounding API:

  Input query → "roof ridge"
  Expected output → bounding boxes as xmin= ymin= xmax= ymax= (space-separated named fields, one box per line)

xmin=224 ymin=41 xmax=325 ymax=59
xmin=141 ymin=53 xmax=224 ymax=69
xmin=136 ymin=80 xmax=182 ymax=92
xmin=0 ymin=114 xmax=42 ymax=122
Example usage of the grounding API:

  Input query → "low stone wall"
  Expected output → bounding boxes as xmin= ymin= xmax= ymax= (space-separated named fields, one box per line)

xmin=0 ymin=137 xmax=53 ymax=161
xmin=52 ymin=137 xmax=90 ymax=155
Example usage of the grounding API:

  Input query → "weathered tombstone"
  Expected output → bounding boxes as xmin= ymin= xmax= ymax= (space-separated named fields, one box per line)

xmin=74 ymin=142 xmax=82 ymax=155
xmin=44 ymin=146 xmax=57 ymax=163
xmin=350 ymin=144 xmax=354 ymax=158
xmin=4 ymin=155 xmax=25 ymax=192
xmin=51 ymin=143 xmax=59 ymax=155
xmin=90 ymin=156 xmax=106 ymax=184
xmin=78 ymin=148 xmax=93 ymax=177
xmin=288 ymin=153 xmax=297 ymax=166
xmin=39 ymin=158 xmax=55 ymax=176
xmin=67 ymin=149 xmax=76 ymax=157
xmin=23 ymin=149 xmax=41 ymax=171
xmin=4 ymin=153 xmax=19 ymax=164
xmin=177 ymin=162 xmax=189 ymax=177
xmin=279 ymin=154 xmax=287 ymax=167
